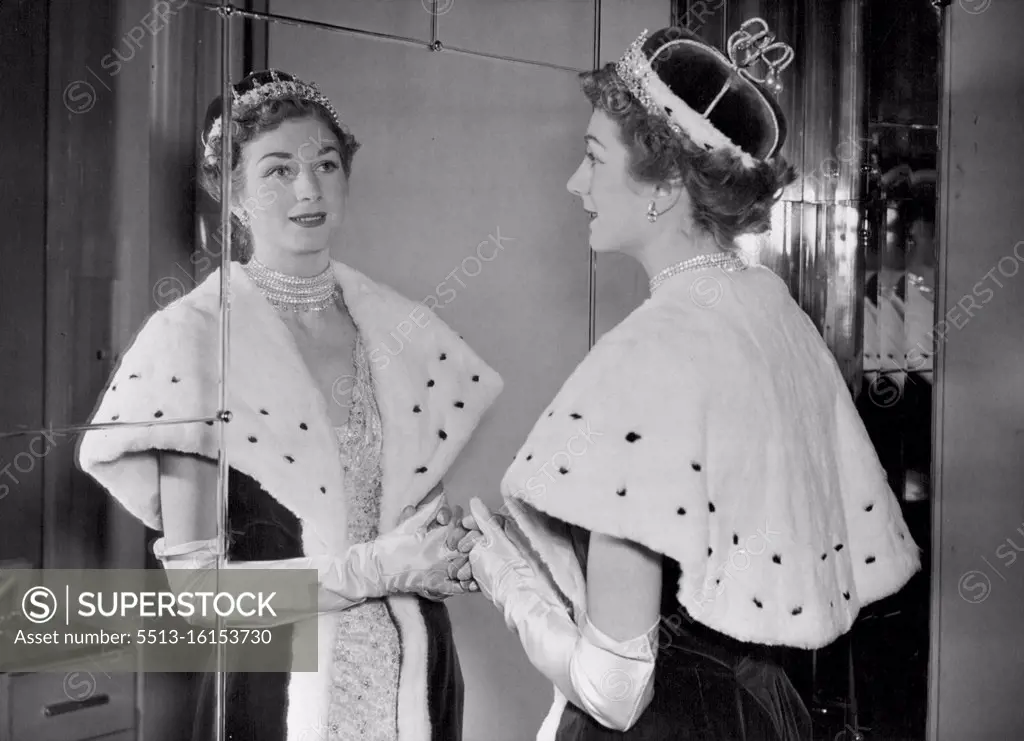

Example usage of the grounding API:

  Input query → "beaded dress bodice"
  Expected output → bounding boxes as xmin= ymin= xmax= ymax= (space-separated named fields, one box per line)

xmin=325 ymin=332 xmax=402 ymax=741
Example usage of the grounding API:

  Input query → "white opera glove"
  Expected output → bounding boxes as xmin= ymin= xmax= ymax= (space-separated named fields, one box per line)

xmin=467 ymin=498 xmax=658 ymax=732
xmin=153 ymin=494 xmax=467 ymax=627
xmin=152 ymin=537 xmax=373 ymax=628
xmin=341 ymin=492 xmax=470 ymax=602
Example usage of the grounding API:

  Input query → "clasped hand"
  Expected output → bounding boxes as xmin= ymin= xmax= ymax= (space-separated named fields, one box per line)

xmin=387 ymin=495 xmax=532 ymax=602
xmin=379 ymin=495 xmax=479 ymax=600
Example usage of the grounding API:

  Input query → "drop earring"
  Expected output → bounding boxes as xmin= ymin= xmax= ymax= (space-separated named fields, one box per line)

xmin=647 ymin=201 xmax=659 ymax=223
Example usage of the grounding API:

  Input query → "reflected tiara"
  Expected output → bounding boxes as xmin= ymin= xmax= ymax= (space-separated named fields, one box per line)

xmin=202 ymin=71 xmax=346 ymax=160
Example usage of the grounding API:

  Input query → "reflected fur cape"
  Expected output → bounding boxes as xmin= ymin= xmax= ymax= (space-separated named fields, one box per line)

xmin=499 ymin=266 xmax=920 ymax=739
xmin=77 ymin=260 xmax=503 ymax=741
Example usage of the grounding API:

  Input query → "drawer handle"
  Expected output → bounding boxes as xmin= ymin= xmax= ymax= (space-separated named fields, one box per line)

xmin=42 ymin=694 xmax=110 ymax=717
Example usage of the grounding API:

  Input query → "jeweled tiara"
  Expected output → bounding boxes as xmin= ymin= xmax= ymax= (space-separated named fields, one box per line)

xmin=202 ymin=70 xmax=347 ymax=160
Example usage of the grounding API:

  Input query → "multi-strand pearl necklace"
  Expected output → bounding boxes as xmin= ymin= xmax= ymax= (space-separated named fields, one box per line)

xmin=243 ymin=257 xmax=340 ymax=312
xmin=648 ymin=252 xmax=747 ymax=294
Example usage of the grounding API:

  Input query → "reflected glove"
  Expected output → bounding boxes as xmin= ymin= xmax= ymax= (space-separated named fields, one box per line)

xmin=152 ymin=495 xmax=469 ymax=627
xmin=467 ymin=498 xmax=659 ymax=732
xmin=152 ymin=537 xmax=355 ymax=627
xmin=332 ymin=493 xmax=471 ymax=602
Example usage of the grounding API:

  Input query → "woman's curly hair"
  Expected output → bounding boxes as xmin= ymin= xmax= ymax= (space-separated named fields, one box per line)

xmin=579 ymin=50 xmax=796 ymax=249
xmin=198 ymin=96 xmax=360 ymax=260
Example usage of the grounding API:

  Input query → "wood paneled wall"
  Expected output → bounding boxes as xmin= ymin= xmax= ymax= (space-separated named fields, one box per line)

xmin=0 ymin=0 xmax=49 ymax=568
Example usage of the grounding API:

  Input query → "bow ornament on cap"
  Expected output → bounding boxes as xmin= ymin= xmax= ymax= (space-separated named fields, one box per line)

xmin=726 ymin=17 xmax=794 ymax=94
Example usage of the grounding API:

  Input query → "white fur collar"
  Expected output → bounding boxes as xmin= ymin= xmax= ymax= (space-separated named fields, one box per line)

xmin=502 ymin=267 xmax=920 ymax=650
xmin=77 ymin=260 xmax=503 ymax=553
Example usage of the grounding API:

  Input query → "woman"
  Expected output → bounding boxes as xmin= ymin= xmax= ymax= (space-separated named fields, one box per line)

xmin=77 ymin=70 xmax=502 ymax=741
xmin=465 ymin=21 xmax=921 ymax=740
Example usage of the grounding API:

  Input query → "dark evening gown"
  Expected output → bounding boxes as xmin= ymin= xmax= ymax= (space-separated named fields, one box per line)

xmin=555 ymin=532 xmax=812 ymax=741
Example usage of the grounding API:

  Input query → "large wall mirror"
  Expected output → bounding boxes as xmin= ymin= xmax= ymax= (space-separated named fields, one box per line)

xmin=0 ymin=1 xmax=959 ymax=740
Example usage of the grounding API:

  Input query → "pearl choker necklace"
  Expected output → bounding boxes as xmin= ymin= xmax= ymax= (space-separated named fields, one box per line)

xmin=648 ymin=252 xmax=747 ymax=293
xmin=243 ymin=258 xmax=340 ymax=312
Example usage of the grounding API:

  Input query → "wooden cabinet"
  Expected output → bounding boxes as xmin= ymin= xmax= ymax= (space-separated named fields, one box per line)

xmin=0 ymin=673 xmax=135 ymax=741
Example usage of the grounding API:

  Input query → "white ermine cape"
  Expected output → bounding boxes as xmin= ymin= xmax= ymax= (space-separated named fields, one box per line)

xmin=78 ymin=260 xmax=503 ymax=741
xmin=502 ymin=265 xmax=919 ymax=646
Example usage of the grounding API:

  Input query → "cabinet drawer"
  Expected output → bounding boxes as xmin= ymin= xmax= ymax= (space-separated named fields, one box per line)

xmin=9 ymin=672 xmax=134 ymax=741
xmin=88 ymin=732 xmax=134 ymax=741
